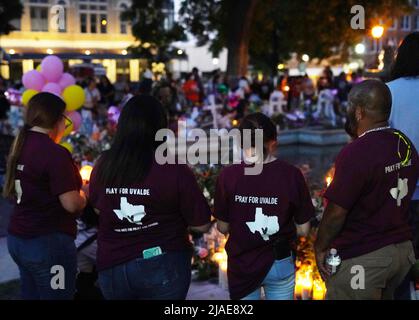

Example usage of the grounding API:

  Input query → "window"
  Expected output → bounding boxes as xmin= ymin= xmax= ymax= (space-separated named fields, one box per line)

xmin=100 ymin=14 xmax=107 ymax=33
xmin=389 ymin=18 xmax=397 ymax=30
xmin=119 ymin=3 xmax=129 ymax=34
xmin=81 ymin=14 xmax=87 ymax=33
xmin=415 ymin=0 xmax=419 ymax=9
xmin=30 ymin=6 xmax=49 ymax=32
xmin=79 ymin=0 xmax=108 ymax=34
xmin=415 ymin=16 xmax=419 ymax=30
xmin=400 ymin=16 xmax=411 ymax=30
xmin=162 ymin=0 xmax=174 ymax=30
xmin=90 ymin=13 xmax=97 ymax=33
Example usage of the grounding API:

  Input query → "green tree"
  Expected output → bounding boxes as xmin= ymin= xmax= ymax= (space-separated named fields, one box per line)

xmin=127 ymin=0 xmax=411 ymax=78
xmin=123 ymin=0 xmax=186 ymax=62
xmin=180 ymin=0 xmax=410 ymax=78
xmin=0 ymin=0 xmax=23 ymax=35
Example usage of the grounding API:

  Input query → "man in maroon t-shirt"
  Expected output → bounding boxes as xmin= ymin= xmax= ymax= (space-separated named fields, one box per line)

xmin=315 ymin=80 xmax=419 ymax=300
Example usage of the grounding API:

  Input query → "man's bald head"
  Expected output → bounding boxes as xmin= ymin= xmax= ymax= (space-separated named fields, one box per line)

xmin=348 ymin=79 xmax=392 ymax=122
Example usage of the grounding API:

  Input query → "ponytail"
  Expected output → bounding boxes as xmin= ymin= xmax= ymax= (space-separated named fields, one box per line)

xmin=2 ymin=125 xmax=29 ymax=198
xmin=2 ymin=92 xmax=66 ymax=199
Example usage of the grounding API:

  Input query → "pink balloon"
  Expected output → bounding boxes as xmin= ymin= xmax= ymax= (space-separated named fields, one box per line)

xmin=40 ymin=55 xmax=64 ymax=82
xmin=42 ymin=83 xmax=62 ymax=97
xmin=66 ymin=111 xmax=82 ymax=131
xmin=22 ymin=70 xmax=46 ymax=91
xmin=58 ymin=73 xmax=76 ymax=89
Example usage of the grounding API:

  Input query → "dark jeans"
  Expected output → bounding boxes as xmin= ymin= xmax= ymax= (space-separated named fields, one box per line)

xmin=98 ymin=250 xmax=192 ymax=300
xmin=7 ymin=233 xmax=77 ymax=300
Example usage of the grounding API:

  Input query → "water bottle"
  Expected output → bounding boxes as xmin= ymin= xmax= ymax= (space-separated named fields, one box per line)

xmin=326 ymin=248 xmax=341 ymax=275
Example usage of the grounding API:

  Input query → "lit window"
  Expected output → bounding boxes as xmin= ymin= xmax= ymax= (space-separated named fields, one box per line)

xmin=100 ymin=14 xmax=107 ymax=33
xmin=78 ymin=0 xmax=108 ymax=34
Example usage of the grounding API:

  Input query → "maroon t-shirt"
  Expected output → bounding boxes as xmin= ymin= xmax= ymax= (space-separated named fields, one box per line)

xmin=8 ymin=131 xmax=82 ymax=238
xmin=89 ymin=160 xmax=212 ymax=271
xmin=324 ymin=129 xmax=419 ymax=260
xmin=214 ymin=160 xmax=314 ymax=300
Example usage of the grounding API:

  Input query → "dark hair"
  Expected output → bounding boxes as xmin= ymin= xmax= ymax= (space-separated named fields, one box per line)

xmin=3 ymin=92 xmax=66 ymax=198
xmin=390 ymin=32 xmax=419 ymax=80
xmin=87 ymin=77 xmax=96 ymax=86
xmin=95 ymin=95 xmax=168 ymax=186
xmin=348 ymin=79 xmax=392 ymax=120
xmin=239 ymin=112 xmax=277 ymax=159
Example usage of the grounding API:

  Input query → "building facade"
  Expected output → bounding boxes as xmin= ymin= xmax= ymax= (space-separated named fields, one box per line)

xmin=1 ymin=0 xmax=142 ymax=83
xmin=363 ymin=0 xmax=419 ymax=68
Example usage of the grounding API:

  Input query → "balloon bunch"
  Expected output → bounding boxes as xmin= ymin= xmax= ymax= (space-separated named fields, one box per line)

xmin=21 ymin=55 xmax=85 ymax=144
xmin=21 ymin=55 xmax=86 ymax=153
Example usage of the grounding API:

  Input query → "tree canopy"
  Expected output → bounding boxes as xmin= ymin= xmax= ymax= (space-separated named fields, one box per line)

xmin=127 ymin=0 xmax=411 ymax=77
xmin=0 ymin=1 xmax=23 ymax=35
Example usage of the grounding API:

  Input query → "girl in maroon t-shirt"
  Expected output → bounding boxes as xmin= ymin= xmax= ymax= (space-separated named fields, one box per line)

xmin=3 ymin=92 xmax=87 ymax=300
xmin=89 ymin=95 xmax=211 ymax=300
xmin=214 ymin=113 xmax=314 ymax=300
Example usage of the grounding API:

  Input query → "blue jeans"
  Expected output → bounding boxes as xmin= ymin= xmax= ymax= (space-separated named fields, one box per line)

xmin=7 ymin=233 xmax=77 ymax=300
xmin=98 ymin=250 xmax=192 ymax=300
xmin=242 ymin=256 xmax=295 ymax=300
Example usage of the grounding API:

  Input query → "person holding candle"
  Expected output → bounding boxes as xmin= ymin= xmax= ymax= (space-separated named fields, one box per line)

xmin=214 ymin=113 xmax=314 ymax=300
xmin=315 ymin=80 xmax=419 ymax=300
xmin=88 ymin=95 xmax=212 ymax=300
xmin=3 ymin=92 xmax=87 ymax=300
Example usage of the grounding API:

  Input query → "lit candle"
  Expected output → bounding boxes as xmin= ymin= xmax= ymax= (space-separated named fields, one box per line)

xmin=80 ymin=165 xmax=93 ymax=183
xmin=313 ymin=278 xmax=326 ymax=300
xmin=326 ymin=175 xmax=333 ymax=187
xmin=301 ymin=273 xmax=313 ymax=300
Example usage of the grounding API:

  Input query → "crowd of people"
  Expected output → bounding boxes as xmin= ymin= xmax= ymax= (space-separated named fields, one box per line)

xmin=0 ymin=32 xmax=418 ymax=301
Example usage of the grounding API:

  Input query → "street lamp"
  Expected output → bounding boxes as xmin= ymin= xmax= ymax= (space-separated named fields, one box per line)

xmin=371 ymin=25 xmax=384 ymax=39
xmin=355 ymin=43 xmax=366 ymax=55
xmin=371 ymin=25 xmax=384 ymax=69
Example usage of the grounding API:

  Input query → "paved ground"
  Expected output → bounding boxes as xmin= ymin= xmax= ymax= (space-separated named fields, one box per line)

xmin=0 ymin=197 xmax=12 ymax=237
xmin=0 ymin=197 xmax=19 ymax=285
xmin=0 ymin=237 xmax=19 ymax=284
xmin=0 ymin=234 xmax=229 ymax=299
xmin=0 ymin=196 xmax=229 ymax=300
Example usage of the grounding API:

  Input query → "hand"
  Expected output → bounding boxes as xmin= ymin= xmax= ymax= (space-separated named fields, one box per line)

xmin=315 ymin=246 xmax=330 ymax=282
xmin=81 ymin=183 xmax=89 ymax=199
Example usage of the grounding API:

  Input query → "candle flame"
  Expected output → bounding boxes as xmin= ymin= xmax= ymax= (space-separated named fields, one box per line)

xmin=326 ymin=175 xmax=333 ymax=187
xmin=80 ymin=165 xmax=93 ymax=183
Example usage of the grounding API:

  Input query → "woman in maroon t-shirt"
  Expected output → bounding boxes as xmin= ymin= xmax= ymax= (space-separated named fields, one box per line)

xmin=89 ymin=95 xmax=211 ymax=300
xmin=214 ymin=113 xmax=314 ymax=300
xmin=3 ymin=92 xmax=87 ymax=300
